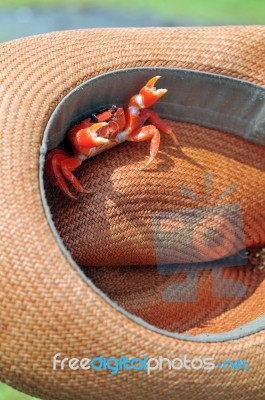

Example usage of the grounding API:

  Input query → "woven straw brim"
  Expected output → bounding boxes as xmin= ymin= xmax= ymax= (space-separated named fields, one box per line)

xmin=0 ymin=27 xmax=265 ymax=400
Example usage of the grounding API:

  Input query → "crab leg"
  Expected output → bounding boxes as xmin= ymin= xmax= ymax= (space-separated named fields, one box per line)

xmin=46 ymin=122 xmax=110 ymax=200
xmin=139 ymin=109 xmax=178 ymax=145
xmin=45 ymin=148 xmax=80 ymax=201
xmin=127 ymin=125 xmax=160 ymax=169
xmin=60 ymin=157 xmax=84 ymax=192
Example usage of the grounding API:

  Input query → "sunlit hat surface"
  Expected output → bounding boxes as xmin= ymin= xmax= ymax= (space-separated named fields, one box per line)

xmin=0 ymin=27 xmax=265 ymax=400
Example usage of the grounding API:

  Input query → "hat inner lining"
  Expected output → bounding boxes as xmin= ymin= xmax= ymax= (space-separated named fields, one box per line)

xmin=39 ymin=67 xmax=265 ymax=342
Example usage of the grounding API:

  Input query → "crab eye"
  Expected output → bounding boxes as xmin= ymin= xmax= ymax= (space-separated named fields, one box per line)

xmin=111 ymin=105 xmax=118 ymax=113
xmin=91 ymin=113 xmax=99 ymax=122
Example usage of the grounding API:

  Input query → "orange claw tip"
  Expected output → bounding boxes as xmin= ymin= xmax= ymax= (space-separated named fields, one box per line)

xmin=170 ymin=131 xmax=179 ymax=145
xmin=141 ymin=76 xmax=167 ymax=102
xmin=146 ymin=76 xmax=162 ymax=88
xmin=66 ymin=191 xmax=78 ymax=201
xmin=82 ymin=188 xmax=94 ymax=195
xmin=140 ymin=156 xmax=155 ymax=170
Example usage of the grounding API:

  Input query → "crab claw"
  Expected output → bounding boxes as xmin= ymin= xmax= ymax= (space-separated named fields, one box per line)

xmin=68 ymin=122 xmax=110 ymax=155
xmin=140 ymin=76 xmax=167 ymax=108
xmin=128 ymin=76 xmax=167 ymax=109
xmin=145 ymin=76 xmax=163 ymax=89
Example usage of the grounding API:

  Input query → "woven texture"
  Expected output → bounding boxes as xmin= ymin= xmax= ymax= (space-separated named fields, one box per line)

xmin=46 ymin=120 xmax=265 ymax=337
xmin=0 ymin=27 xmax=265 ymax=400
xmin=46 ymin=122 xmax=265 ymax=266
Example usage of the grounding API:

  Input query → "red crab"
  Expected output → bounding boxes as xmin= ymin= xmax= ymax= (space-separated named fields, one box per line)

xmin=45 ymin=76 xmax=178 ymax=200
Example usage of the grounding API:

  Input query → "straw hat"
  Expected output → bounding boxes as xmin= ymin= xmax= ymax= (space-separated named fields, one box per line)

xmin=0 ymin=27 xmax=265 ymax=399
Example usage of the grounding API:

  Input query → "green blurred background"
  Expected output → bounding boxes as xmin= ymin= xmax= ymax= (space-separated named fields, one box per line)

xmin=1 ymin=0 xmax=265 ymax=42
xmin=0 ymin=0 xmax=264 ymax=398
